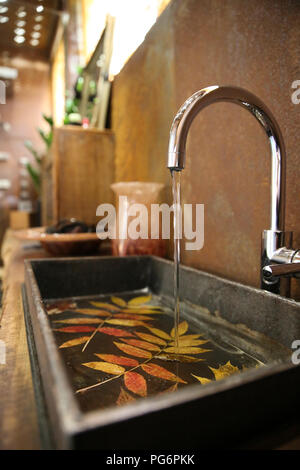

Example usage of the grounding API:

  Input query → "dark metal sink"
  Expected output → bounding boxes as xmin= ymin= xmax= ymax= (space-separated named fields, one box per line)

xmin=23 ymin=256 xmax=300 ymax=449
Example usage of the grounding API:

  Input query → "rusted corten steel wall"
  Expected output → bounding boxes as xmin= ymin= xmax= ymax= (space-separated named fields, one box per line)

xmin=112 ymin=0 xmax=300 ymax=298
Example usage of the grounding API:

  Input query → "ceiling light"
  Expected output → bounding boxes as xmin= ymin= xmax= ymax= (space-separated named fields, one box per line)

xmin=34 ymin=15 xmax=43 ymax=22
xmin=16 ymin=20 xmax=26 ymax=27
xmin=33 ymin=23 xmax=41 ymax=30
xmin=30 ymin=39 xmax=39 ymax=46
xmin=15 ymin=27 xmax=25 ymax=35
xmin=31 ymin=31 xmax=40 ymax=39
xmin=36 ymin=6 xmax=44 ymax=13
xmin=17 ymin=11 xmax=26 ymax=18
xmin=0 ymin=6 xmax=8 ymax=13
xmin=0 ymin=1 xmax=8 ymax=3
xmin=14 ymin=35 xmax=25 ymax=44
xmin=0 ymin=66 xmax=17 ymax=79
xmin=0 ymin=15 xmax=8 ymax=23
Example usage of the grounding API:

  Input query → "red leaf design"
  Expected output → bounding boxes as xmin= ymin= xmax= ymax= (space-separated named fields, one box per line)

xmin=95 ymin=354 xmax=139 ymax=367
xmin=114 ymin=342 xmax=152 ymax=358
xmin=141 ymin=363 xmax=186 ymax=384
xmin=45 ymin=301 xmax=77 ymax=311
xmin=98 ymin=327 xmax=134 ymax=337
xmin=54 ymin=326 xmax=96 ymax=333
xmin=124 ymin=371 xmax=147 ymax=397
xmin=121 ymin=338 xmax=160 ymax=352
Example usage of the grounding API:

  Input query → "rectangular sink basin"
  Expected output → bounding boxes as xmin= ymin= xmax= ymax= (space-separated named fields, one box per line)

xmin=23 ymin=256 xmax=300 ymax=449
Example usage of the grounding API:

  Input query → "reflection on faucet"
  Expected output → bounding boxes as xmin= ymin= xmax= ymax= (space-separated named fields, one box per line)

xmin=167 ymin=85 xmax=300 ymax=296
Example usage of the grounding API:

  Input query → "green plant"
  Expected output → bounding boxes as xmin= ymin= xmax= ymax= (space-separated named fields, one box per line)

xmin=24 ymin=114 xmax=53 ymax=194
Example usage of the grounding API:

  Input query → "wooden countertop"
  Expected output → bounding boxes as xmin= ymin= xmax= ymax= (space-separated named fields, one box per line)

xmin=0 ymin=230 xmax=51 ymax=450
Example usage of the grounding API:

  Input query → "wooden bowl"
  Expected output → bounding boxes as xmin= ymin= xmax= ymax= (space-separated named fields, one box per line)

xmin=14 ymin=227 xmax=102 ymax=256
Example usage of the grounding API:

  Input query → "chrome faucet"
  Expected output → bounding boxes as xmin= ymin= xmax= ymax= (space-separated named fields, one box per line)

xmin=167 ymin=85 xmax=300 ymax=296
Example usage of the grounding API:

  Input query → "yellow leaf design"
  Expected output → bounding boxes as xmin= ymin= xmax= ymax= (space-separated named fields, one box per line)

xmin=209 ymin=361 xmax=240 ymax=380
xmin=59 ymin=336 xmax=90 ymax=349
xmin=83 ymin=362 xmax=125 ymax=375
xmin=74 ymin=308 xmax=109 ymax=317
xmin=114 ymin=313 xmax=153 ymax=321
xmin=134 ymin=332 xmax=167 ymax=346
xmin=106 ymin=318 xmax=147 ymax=327
xmin=158 ymin=353 xmax=204 ymax=363
xmin=146 ymin=327 xmax=171 ymax=341
xmin=54 ymin=318 xmax=100 ymax=324
xmin=129 ymin=305 xmax=164 ymax=313
xmin=128 ymin=295 xmax=152 ymax=306
xmin=172 ymin=334 xmax=203 ymax=341
xmin=169 ymin=339 xmax=209 ymax=347
xmin=47 ymin=308 xmax=61 ymax=315
xmin=123 ymin=308 xmax=162 ymax=315
xmin=111 ymin=296 xmax=127 ymax=307
xmin=165 ymin=346 xmax=212 ymax=355
xmin=90 ymin=301 xmax=120 ymax=311
xmin=171 ymin=320 xmax=188 ymax=338
xmin=192 ymin=374 xmax=212 ymax=385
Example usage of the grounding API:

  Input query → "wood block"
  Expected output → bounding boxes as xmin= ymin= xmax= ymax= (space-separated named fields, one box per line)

xmin=52 ymin=126 xmax=115 ymax=225
xmin=9 ymin=211 xmax=33 ymax=230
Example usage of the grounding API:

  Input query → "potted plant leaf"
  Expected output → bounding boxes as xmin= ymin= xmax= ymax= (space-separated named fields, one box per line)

xmin=24 ymin=114 xmax=53 ymax=223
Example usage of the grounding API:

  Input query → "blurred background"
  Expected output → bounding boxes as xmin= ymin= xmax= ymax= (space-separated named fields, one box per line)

xmin=0 ymin=0 xmax=170 ymax=247
xmin=0 ymin=0 xmax=300 ymax=294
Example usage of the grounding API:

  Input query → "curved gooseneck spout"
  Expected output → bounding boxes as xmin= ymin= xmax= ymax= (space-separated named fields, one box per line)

xmin=167 ymin=86 xmax=297 ymax=295
xmin=168 ymin=86 xmax=286 ymax=232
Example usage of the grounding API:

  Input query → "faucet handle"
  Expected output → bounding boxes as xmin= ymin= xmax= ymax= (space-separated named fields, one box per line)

xmin=263 ymin=262 xmax=300 ymax=278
